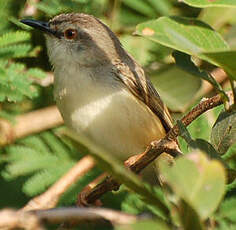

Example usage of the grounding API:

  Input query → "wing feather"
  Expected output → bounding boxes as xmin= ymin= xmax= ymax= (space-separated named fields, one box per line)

xmin=111 ymin=58 xmax=173 ymax=132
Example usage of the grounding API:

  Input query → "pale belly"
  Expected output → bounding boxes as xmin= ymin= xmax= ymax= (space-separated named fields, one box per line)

xmin=55 ymin=78 xmax=166 ymax=160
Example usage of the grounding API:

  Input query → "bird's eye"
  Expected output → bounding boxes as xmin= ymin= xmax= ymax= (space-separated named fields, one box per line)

xmin=64 ymin=29 xmax=77 ymax=40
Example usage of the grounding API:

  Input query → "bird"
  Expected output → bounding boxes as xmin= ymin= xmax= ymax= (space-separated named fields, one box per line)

xmin=21 ymin=13 xmax=173 ymax=181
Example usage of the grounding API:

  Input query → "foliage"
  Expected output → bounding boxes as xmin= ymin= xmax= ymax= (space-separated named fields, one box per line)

xmin=2 ymin=131 xmax=76 ymax=195
xmin=0 ymin=0 xmax=235 ymax=229
xmin=0 ymin=31 xmax=45 ymax=103
xmin=182 ymin=0 xmax=236 ymax=8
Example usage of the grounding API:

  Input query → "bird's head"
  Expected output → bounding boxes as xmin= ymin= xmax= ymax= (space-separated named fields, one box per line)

xmin=21 ymin=13 xmax=126 ymax=68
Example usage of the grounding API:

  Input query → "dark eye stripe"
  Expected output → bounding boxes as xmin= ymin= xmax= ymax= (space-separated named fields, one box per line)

xmin=54 ymin=31 xmax=64 ymax=39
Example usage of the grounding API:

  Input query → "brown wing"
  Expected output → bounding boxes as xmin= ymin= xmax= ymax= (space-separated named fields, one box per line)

xmin=112 ymin=59 xmax=173 ymax=133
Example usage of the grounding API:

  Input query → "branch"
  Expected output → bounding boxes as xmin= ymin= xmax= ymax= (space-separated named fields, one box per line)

xmin=83 ymin=91 xmax=232 ymax=204
xmin=34 ymin=207 xmax=139 ymax=225
xmin=0 ymin=209 xmax=44 ymax=230
xmin=22 ymin=156 xmax=95 ymax=211
xmin=0 ymin=105 xmax=63 ymax=146
xmin=0 ymin=207 xmax=141 ymax=229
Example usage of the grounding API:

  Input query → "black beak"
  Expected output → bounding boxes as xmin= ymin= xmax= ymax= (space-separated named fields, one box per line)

xmin=20 ymin=19 xmax=59 ymax=37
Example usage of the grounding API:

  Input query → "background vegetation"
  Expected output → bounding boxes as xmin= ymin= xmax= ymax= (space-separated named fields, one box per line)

xmin=0 ymin=0 xmax=235 ymax=229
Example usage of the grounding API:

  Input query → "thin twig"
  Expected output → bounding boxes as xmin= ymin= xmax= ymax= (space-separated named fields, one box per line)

xmin=77 ymin=173 xmax=107 ymax=206
xmin=22 ymin=156 xmax=95 ymax=211
xmin=83 ymin=92 xmax=233 ymax=204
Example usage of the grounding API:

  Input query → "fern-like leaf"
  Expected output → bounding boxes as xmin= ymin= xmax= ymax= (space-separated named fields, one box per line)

xmin=0 ymin=61 xmax=38 ymax=102
xmin=2 ymin=130 xmax=89 ymax=200
xmin=23 ymin=162 xmax=75 ymax=196
xmin=0 ymin=31 xmax=31 ymax=47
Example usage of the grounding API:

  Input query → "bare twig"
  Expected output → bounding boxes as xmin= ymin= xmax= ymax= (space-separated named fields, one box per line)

xmin=0 ymin=209 xmax=44 ymax=230
xmin=34 ymin=207 xmax=139 ymax=225
xmin=0 ymin=207 xmax=141 ymax=229
xmin=22 ymin=156 xmax=95 ymax=211
xmin=77 ymin=173 xmax=107 ymax=206
xmin=83 ymin=92 xmax=233 ymax=204
xmin=0 ymin=105 xmax=63 ymax=146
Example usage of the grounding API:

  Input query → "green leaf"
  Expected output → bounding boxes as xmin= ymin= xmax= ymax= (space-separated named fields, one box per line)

xmin=203 ymin=51 xmax=236 ymax=79
xmin=120 ymin=187 xmax=166 ymax=218
xmin=120 ymin=35 xmax=158 ymax=66
xmin=117 ymin=7 xmax=148 ymax=26
xmin=200 ymin=8 xmax=236 ymax=29
xmin=122 ymin=0 xmax=156 ymax=17
xmin=0 ymin=31 xmax=30 ymax=47
xmin=121 ymin=191 xmax=153 ymax=215
xmin=180 ymin=105 xmax=223 ymax=154
xmin=135 ymin=17 xmax=236 ymax=79
xmin=150 ymin=65 xmax=201 ymax=112
xmin=177 ymin=120 xmax=194 ymax=146
xmin=222 ymin=143 xmax=236 ymax=160
xmin=35 ymin=0 xmax=97 ymax=16
xmin=0 ymin=62 xmax=37 ymax=102
xmin=226 ymin=177 xmax=236 ymax=192
xmin=36 ymin=1 xmax=62 ymax=15
xmin=211 ymin=110 xmax=236 ymax=154
xmin=0 ymin=44 xmax=32 ymax=58
xmin=182 ymin=0 xmax=236 ymax=8
xmin=136 ymin=16 xmax=229 ymax=55
xmin=115 ymin=219 xmax=170 ymax=230
xmin=173 ymin=51 xmax=227 ymax=96
xmin=193 ymin=139 xmax=220 ymax=159
xmin=218 ymin=198 xmax=236 ymax=223
xmin=40 ymin=132 xmax=70 ymax=160
xmin=159 ymin=152 xmax=226 ymax=220
xmin=179 ymin=200 xmax=204 ymax=230
xmin=2 ymin=131 xmax=80 ymax=197
xmin=177 ymin=120 xmax=220 ymax=158
xmin=9 ymin=17 xmax=33 ymax=30
xmin=25 ymin=68 xmax=47 ymax=79
xmin=146 ymin=0 xmax=171 ymax=16
xmin=22 ymin=162 xmax=74 ymax=196
xmin=188 ymin=110 xmax=213 ymax=140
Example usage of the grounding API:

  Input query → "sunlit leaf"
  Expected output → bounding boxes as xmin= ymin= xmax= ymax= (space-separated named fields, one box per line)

xmin=182 ymin=0 xmax=236 ymax=8
xmin=136 ymin=17 xmax=236 ymax=79
xmin=159 ymin=152 xmax=226 ymax=220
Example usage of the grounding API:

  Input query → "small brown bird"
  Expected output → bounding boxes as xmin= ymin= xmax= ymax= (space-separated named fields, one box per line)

xmin=21 ymin=13 xmax=173 ymax=179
